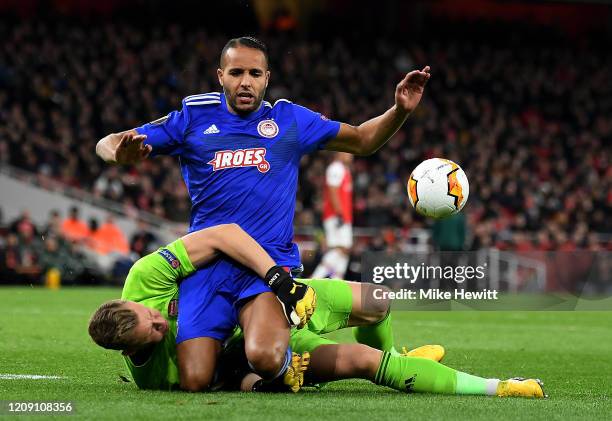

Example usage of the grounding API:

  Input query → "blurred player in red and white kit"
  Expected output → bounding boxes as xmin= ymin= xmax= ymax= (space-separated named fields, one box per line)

xmin=312 ymin=152 xmax=353 ymax=279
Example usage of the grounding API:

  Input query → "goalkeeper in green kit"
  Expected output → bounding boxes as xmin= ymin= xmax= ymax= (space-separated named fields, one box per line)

xmin=88 ymin=223 xmax=545 ymax=398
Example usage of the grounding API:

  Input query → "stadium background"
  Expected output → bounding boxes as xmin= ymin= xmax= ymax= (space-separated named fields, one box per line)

xmin=1 ymin=0 xmax=610 ymax=289
xmin=1 ymin=1 xmax=611 ymax=419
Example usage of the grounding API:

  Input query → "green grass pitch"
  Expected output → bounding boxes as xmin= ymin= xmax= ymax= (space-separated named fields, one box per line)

xmin=0 ymin=287 xmax=610 ymax=420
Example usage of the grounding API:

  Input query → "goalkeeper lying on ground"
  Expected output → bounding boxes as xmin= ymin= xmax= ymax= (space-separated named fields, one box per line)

xmin=88 ymin=224 xmax=545 ymax=398
xmin=89 ymin=223 xmax=315 ymax=392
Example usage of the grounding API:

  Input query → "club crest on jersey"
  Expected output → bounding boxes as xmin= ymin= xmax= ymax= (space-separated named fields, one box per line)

xmin=208 ymin=148 xmax=270 ymax=173
xmin=257 ymin=119 xmax=279 ymax=138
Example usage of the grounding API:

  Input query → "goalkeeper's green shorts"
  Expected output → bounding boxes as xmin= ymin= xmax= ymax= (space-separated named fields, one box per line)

xmin=289 ymin=279 xmax=353 ymax=354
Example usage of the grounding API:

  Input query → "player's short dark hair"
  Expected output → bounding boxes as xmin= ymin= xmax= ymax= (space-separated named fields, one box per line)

xmin=88 ymin=299 xmax=138 ymax=351
xmin=220 ymin=36 xmax=269 ymax=68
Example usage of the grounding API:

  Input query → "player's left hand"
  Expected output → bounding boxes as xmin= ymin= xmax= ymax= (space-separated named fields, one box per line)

xmin=395 ymin=66 xmax=431 ymax=115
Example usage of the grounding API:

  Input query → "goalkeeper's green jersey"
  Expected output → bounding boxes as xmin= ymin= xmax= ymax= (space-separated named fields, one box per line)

xmin=120 ymin=237 xmax=353 ymax=391
xmin=121 ymin=239 xmax=195 ymax=390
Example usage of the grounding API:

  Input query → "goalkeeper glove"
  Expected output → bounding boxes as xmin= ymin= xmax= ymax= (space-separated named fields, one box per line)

xmin=265 ymin=266 xmax=316 ymax=329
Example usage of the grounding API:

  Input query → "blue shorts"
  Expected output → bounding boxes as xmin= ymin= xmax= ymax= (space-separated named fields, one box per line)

xmin=176 ymin=257 xmax=271 ymax=344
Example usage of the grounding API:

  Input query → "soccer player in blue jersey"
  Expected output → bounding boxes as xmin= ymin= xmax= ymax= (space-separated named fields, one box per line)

xmin=96 ymin=36 xmax=431 ymax=392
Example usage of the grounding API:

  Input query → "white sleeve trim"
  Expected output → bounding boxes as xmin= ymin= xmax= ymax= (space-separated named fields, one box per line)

xmin=273 ymin=98 xmax=292 ymax=106
xmin=185 ymin=100 xmax=221 ymax=106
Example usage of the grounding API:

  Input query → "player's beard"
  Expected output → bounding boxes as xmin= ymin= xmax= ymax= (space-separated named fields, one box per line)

xmin=224 ymin=87 xmax=266 ymax=116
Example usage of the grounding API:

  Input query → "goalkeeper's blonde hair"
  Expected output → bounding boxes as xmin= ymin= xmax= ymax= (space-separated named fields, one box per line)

xmin=88 ymin=299 xmax=138 ymax=351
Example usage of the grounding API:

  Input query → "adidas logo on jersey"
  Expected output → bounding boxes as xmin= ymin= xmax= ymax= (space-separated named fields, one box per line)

xmin=203 ymin=124 xmax=220 ymax=135
xmin=208 ymin=148 xmax=270 ymax=173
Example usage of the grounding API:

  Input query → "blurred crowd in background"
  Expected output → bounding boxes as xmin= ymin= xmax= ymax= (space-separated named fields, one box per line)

xmin=0 ymin=207 xmax=161 ymax=284
xmin=0 ymin=12 xmax=610 ymax=283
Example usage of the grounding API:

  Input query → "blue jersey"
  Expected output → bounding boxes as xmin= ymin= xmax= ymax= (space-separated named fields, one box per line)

xmin=136 ymin=92 xmax=340 ymax=267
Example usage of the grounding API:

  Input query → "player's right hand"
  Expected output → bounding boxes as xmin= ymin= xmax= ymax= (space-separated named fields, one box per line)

xmin=265 ymin=266 xmax=316 ymax=329
xmin=114 ymin=132 xmax=151 ymax=165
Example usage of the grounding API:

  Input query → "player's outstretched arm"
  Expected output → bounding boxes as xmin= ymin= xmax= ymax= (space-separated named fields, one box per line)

xmin=325 ymin=66 xmax=431 ymax=156
xmin=96 ymin=129 xmax=151 ymax=164
xmin=181 ymin=223 xmax=275 ymax=278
